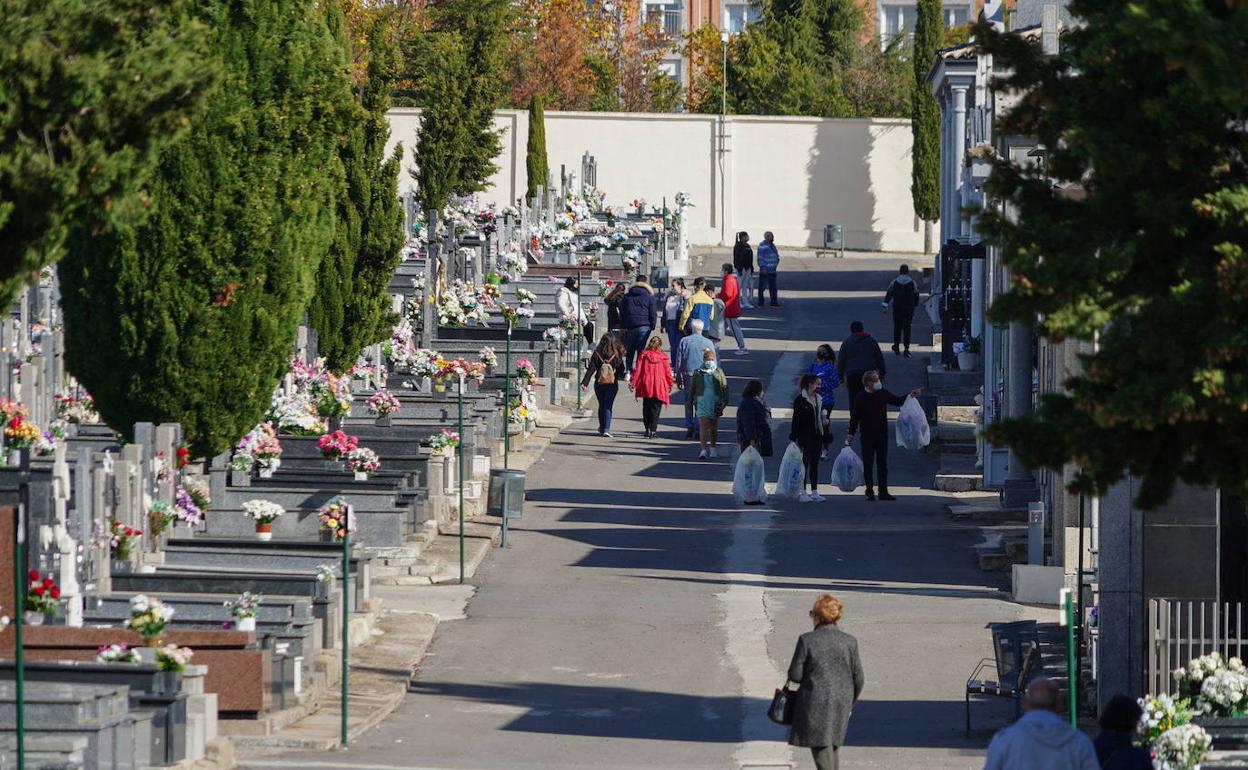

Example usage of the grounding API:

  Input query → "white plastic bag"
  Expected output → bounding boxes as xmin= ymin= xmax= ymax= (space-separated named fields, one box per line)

xmin=733 ymin=446 xmax=768 ymax=504
xmin=895 ymin=395 xmax=931 ymax=451
xmin=830 ymin=446 xmax=865 ymax=493
xmin=774 ymin=442 xmax=806 ymax=500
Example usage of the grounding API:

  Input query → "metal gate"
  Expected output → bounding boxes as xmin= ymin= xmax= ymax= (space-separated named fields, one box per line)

xmin=1147 ymin=599 xmax=1248 ymax=697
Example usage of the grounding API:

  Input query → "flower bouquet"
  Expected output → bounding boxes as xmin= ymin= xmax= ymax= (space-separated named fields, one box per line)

xmin=346 ymin=447 xmax=380 ymax=479
xmin=479 ymin=346 xmax=498 ymax=369
xmin=241 ymin=499 xmax=284 ymax=539
xmin=1140 ymin=693 xmax=1194 ymax=744
xmin=500 ymin=305 xmax=535 ymax=328
xmin=429 ymin=428 xmax=460 ymax=457
xmin=317 ymin=430 xmax=359 ymax=461
xmin=25 ymin=570 xmax=60 ymax=623
xmin=96 ymin=643 xmax=141 ymax=664
xmin=1175 ymin=651 xmax=1248 ymax=715
xmin=1153 ymin=723 xmax=1211 ymax=770
xmin=316 ymin=564 xmax=337 ymax=583
xmin=312 ymin=373 xmax=352 ymax=420
xmin=147 ymin=500 xmax=176 ymax=538
xmin=54 ymin=389 xmax=99 ymax=424
xmin=156 ymin=644 xmax=194 ymax=673
xmin=577 ymin=254 xmax=603 ymax=267
xmin=128 ymin=594 xmax=174 ymax=645
xmin=224 ymin=592 xmax=262 ymax=631
xmin=318 ymin=498 xmax=355 ymax=540
xmin=410 ymin=349 xmax=442 ymax=380
xmin=173 ymin=484 xmax=204 ymax=526
xmin=515 ymin=287 xmax=537 ymax=305
xmin=543 ymin=326 xmax=568 ymax=345
xmin=5 ymin=415 xmax=41 ymax=449
xmin=366 ymin=390 xmax=401 ymax=419
xmin=108 ymin=519 xmax=142 ymax=561
xmin=515 ymin=358 xmax=538 ymax=383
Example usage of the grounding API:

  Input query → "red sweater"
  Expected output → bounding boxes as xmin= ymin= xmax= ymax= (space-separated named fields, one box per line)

xmin=720 ymin=274 xmax=742 ymax=318
xmin=631 ymin=349 xmax=674 ymax=404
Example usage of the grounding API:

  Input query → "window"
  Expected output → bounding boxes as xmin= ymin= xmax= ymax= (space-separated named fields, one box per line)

xmin=644 ymin=1 xmax=684 ymax=39
xmin=723 ymin=2 xmax=760 ymax=34
xmin=880 ymin=2 xmax=971 ymax=44
xmin=944 ymin=7 xmax=969 ymax=26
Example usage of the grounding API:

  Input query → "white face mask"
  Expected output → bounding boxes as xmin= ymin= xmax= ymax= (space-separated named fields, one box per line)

xmin=702 ymin=360 xmax=717 ymax=371
xmin=872 ymin=381 xmax=883 ymax=392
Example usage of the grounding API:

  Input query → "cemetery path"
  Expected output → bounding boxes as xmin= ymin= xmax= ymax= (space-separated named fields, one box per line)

xmin=239 ymin=255 xmax=1041 ymax=770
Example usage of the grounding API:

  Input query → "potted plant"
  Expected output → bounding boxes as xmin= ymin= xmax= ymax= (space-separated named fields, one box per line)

xmin=95 ymin=643 xmax=141 ymax=665
xmin=154 ymin=644 xmax=194 ymax=693
xmin=24 ymin=570 xmax=60 ymax=625
xmin=108 ymin=519 xmax=142 ymax=574
xmin=956 ymin=335 xmax=981 ymax=371
xmin=429 ymin=428 xmax=460 ymax=457
xmin=224 ymin=591 xmax=262 ymax=632
xmin=479 ymin=346 xmax=498 ymax=375
xmin=366 ymin=390 xmax=401 ymax=427
xmin=241 ymin=498 xmax=283 ymax=539
xmin=318 ymin=498 xmax=354 ymax=542
xmin=346 ymin=447 xmax=380 ymax=481
xmin=147 ymin=500 xmax=176 ymax=541
xmin=127 ymin=594 xmax=174 ymax=651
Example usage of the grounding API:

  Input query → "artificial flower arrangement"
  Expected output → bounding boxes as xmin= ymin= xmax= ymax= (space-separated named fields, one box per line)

xmin=366 ymin=390 xmax=402 ymax=418
xmin=53 ymin=387 xmax=99 ymax=424
xmin=225 ymin=591 xmax=262 ymax=620
xmin=316 ymin=564 xmax=336 ymax=583
xmin=479 ymin=347 xmax=498 ymax=368
xmin=312 ymin=371 xmax=352 ymax=420
xmin=598 ymin=279 xmax=614 ymax=298
xmin=128 ymin=594 xmax=174 ymax=644
xmin=588 ymin=235 xmax=613 ymax=253
xmin=436 ymin=357 xmax=487 ymax=385
xmin=318 ymin=498 xmax=355 ymax=540
xmin=515 ymin=287 xmax=537 ymax=305
xmin=26 ymin=570 xmax=61 ymax=616
xmin=500 ymin=304 xmax=535 ymax=327
xmin=429 ymin=429 xmax=460 ymax=457
xmin=345 ymin=447 xmax=381 ymax=475
xmin=241 ymin=499 xmax=284 ymax=525
xmin=577 ymin=253 xmax=603 ymax=267
xmin=96 ymin=643 xmax=141 ymax=664
xmin=1175 ymin=651 xmax=1248 ymax=715
xmin=385 ymin=317 xmax=416 ymax=368
xmin=147 ymin=500 xmax=176 ymax=538
xmin=231 ymin=422 xmax=283 ymax=474
xmin=173 ymin=484 xmax=204 ymax=526
xmin=409 ymin=348 xmax=442 ymax=379
xmin=33 ymin=427 xmax=60 ymax=457
xmin=108 ymin=520 xmax=142 ymax=560
xmin=500 ymin=243 xmax=528 ymax=276
xmin=515 ymin=359 xmax=538 ymax=383
xmin=5 ymin=415 xmax=42 ymax=449
xmin=0 ymin=398 xmax=28 ymax=424
xmin=480 ymin=283 xmax=502 ymax=304
xmin=155 ymin=644 xmax=194 ymax=673
xmin=1153 ymin=722 xmax=1212 ymax=770
xmin=507 ymin=395 xmax=529 ymax=425
xmin=317 ymin=430 xmax=359 ymax=460
xmin=542 ymin=326 xmax=568 ymax=344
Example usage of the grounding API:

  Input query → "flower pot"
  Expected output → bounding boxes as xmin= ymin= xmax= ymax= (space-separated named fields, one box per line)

xmin=235 ymin=616 xmax=256 ymax=632
xmin=230 ymin=469 xmax=251 ymax=487
xmin=136 ymin=646 xmax=159 ymax=663
xmin=320 ymin=529 xmax=337 ymax=543
xmin=375 ymin=414 xmax=392 ymax=428
xmin=23 ymin=611 xmax=45 ymax=626
xmin=353 ymin=471 xmax=368 ymax=481
xmin=417 ymin=377 xmax=432 ymax=393
xmin=152 ymin=670 xmax=181 ymax=694
xmin=323 ymin=459 xmax=344 ymax=472
xmin=258 ymin=466 xmax=275 ymax=479
xmin=255 ymin=523 xmax=273 ymax=541
xmin=111 ymin=559 xmax=132 ymax=575
xmin=956 ymin=352 xmax=981 ymax=371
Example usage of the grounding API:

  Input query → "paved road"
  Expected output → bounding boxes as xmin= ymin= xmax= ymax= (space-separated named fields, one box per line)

xmin=243 ymin=256 xmax=1040 ymax=770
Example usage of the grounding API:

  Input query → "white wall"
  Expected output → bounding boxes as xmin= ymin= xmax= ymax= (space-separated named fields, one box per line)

xmin=385 ymin=108 xmax=933 ymax=252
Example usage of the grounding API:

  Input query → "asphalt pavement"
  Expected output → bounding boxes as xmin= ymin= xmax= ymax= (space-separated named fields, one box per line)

xmin=240 ymin=255 xmax=1044 ymax=770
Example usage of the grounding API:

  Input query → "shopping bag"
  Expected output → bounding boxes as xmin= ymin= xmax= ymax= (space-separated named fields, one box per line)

xmin=733 ymin=446 xmax=768 ymax=504
xmin=830 ymin=446 xmax=865 ymax=493
xmin=895 ymin=395 xmax=931 ymax=451
xmin=774 ymin=442 xmax=805 ymax=500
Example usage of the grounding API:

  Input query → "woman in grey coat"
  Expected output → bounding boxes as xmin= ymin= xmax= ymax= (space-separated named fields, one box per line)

xmin=786 ymin=594 xmax=865 ymax=770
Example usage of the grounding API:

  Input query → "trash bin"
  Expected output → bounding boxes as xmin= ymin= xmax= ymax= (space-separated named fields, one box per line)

xmin=487 ymin=469 xmax=526 ymax=518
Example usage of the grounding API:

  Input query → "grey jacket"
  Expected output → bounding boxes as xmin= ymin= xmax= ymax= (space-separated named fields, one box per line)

xmin=787 ymin=624 xmax=864 ymax=748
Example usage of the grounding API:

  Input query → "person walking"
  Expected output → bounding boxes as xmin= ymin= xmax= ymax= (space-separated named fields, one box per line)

xmin=556 ymin=276 xmax=593 ymax=346
xmin=1092 ymin=696 xmax=1153 ymax=770
xmin=836 ymin=321 xmax=886 ymax=408
xmin=630 ymin=336 xmax=673 ymax=438
xmin=677 ymin=319 xmax=716 ymax=439
xmin=662 ymin=278 xmax=688 ymax=369
xmin=719 ymin=263 xmax=748 ymax=355
xmin=690 ymin=348 xmax=729 ymax=458
xmin=756 ymin=231 xmax=781 ymax=307
xmin=733 ymin=231 xmax=755 ymax=309
xmin=882 ymin=264 xmax=922 ymax=357
xmin=678 ymin=277 xmax=715 ymax=333
xmin=786 ymin=594 xmax=865 ymax=770
xmin=705 ymin=285 xmax=726 ymax=351
xmin=736 ymin=379 xmax=772 ymax=456
xmin=806 ymin=344 xmax=840 ymax=458
xmin=619 ymin=274 xmax=658 ymax=376
xmin=580 ymin=333 xmax=626 ymax=437
xmin=603 ymin=282 xmax=628 ymax=336
xmin=790 ymin=374 xmax=825 ymax=502
xmin=983 ymin=678 xmax=1100 ymax=770
xmin=845 ymin=370 xmax=918 ymax=502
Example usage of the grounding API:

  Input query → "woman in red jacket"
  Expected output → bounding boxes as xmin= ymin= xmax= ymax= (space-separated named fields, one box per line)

xmin=630 ymin=336 xmax=675 ymax=438
xmin=719 ymin=263 xmax=748 ymax=355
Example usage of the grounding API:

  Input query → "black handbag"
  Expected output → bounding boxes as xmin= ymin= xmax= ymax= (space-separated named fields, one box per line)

xmin=768 ymin=686 xmax=794 ymax=725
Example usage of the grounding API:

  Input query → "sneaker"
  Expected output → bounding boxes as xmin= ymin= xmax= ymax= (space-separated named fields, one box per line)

xmin=603 ymin=431 xmax=614 ymax=438
xmin=879 ymin=492 xmax=897 ymax=501
xmin=798 ymin=492 xmax=813 ymax=503
xmin=685 ymin=429 xmax=695 ymax=439
xmin=820 ymin=449 xmax=828 ymax=460
xmin=698 ymin=449 xmax=708 ymax=459
xmin=708 ymin=447 xmax=718 ymax=458
xmin=892 ymin=346 xmax=901 ymax=356
xmin=734 ymin=349 xmax=748 ymax=356
xmin=904 ymin=350 xmax=912 ymax=358
xmin=624 ymin=372 xmax=632 ymax=382
xmin=809 ymin=493 xmax=827 ymax=502
xmin=865 ymin=491 xmax=876 ymax=501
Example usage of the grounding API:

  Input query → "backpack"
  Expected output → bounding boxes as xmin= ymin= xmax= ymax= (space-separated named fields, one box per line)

xmin=597 ymin=354 xmax=617 ymax=385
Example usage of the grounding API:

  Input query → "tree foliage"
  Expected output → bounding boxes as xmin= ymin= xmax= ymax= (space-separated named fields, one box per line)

xmin=507 ymin=0 xmax=604 ymax=110
xmin=910 ymin=0 xmax=941 ymax=223
xmin=727 ymin=2 xmax=847 ymax=117
xmin=311 ymin=9 xmax=405 ymax=373
xmin=0 ymin=0 xmax=215 ymax=304
xmin=58 ymin=0 xmax=352 ymax=456
xmin=525 ymin=95 xmax=548 ymax=204
xmin=976 ymin=0 xmax=1248 ymax=508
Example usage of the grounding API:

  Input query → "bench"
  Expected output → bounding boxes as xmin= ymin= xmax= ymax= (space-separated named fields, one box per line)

xmin=965 ymin=620 xmax=1041 ymax=734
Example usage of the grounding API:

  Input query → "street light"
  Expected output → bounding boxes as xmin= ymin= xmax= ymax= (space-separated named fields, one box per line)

xmin=719 ymin=23 xmax=730 ymax=247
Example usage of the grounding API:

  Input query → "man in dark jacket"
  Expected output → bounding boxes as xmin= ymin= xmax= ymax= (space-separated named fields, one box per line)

xmin=836 ymin=321 xmax=886 ymax=408
xmin=618 ymin=275 xmax=657 ymax=376
xmin=845 ymin=370 xmax=917 ymax=501
xmin=882 ymin=264 xmax=921 ymax=357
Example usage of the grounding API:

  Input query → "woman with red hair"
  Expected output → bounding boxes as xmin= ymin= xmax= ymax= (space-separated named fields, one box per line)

xmin=785 ymin=594 xmax=865 ymax=770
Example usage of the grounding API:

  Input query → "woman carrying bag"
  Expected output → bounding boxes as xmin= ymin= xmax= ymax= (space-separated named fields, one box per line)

xmin=580 ymin=334 xmax=626 ymax=437
xmin=736 ymin=379 xmax=772 ymax=455
xmin=690 ymin=348 xmax=729 ymax=459
xmin=630 ymin=336 xmax=674 ymax=438
xmin=790 ymin=374 xmax=825 ymax=502
xmin=784 ymin=594 xmax=864 ymax=770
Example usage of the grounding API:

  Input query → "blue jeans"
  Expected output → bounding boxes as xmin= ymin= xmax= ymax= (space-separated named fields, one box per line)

xmin=594 ymin=382 xmax=619 ymax=434
xmin=624 ymin=326 xmax=651 ymax=373
xmin=758 ymin=271 xmax=778 ymax=305
xmin=665 ymin=319 xmax=683 ymax=369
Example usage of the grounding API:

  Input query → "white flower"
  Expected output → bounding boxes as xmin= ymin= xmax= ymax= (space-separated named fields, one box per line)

xmin=130 ymin=594 xmax=150 ymax=613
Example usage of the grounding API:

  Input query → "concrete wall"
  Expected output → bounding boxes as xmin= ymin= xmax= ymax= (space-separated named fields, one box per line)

xmin=384 ymin=108 xmax=932 ymax=252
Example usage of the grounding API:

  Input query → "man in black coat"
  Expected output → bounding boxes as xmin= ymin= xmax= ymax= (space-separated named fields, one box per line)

xmin=845 ymin=369 xmax=918 ymax=501
xmin=617 ymin=275 xmax=658 ymax=376
xmin=882 ymin=264 xmax=921 ymax=357
xmin=836 ymin=321 xmax=886 ymax=409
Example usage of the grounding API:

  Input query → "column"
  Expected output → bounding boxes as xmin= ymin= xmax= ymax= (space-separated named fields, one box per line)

xmin=1005 ymin=319 xmax=1034 ymax=484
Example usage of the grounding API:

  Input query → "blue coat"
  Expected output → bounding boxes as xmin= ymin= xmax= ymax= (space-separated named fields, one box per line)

xmin=618 ymin=285 xmax=657 ymax=329
xmin=757 ymin=241 xmax=780 ymax=272
xmin=806 ymin=361 xmax=840 ymax=409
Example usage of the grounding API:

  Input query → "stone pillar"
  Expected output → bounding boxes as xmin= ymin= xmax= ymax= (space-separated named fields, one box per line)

xmin=1097 ymin=479 xmax=1143 ymax=709
xmin=1003 ymin=319 xmax=1038 ymax=504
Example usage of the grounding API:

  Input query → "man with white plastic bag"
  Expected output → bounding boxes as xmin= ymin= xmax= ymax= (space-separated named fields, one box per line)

xmin=733 ymin=446 xmax=768 ymax=505
xmin=895 ymin=395 xmax=931 ymax=451
xmin=845 ymin=370 xmax=920 ymax=502
xmin=830 ymin=446 xmax=865 ymax=492
xmin=774 ymin=442 xmax=806 ymax=500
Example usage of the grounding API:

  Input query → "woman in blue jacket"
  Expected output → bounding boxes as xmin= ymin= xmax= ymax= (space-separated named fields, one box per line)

xmin=805 ymin=344 xmax=840 ymax=457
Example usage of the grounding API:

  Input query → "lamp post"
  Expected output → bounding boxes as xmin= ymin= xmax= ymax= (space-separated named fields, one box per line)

xmin=575 ymin=273 xmax=583 ymax=413
xmin=503 ymin=320 xmax=512 ymax=469
xmin=340 ymin=507 xmax=352 ymax=748
xmin=457 ymin=373 xmax=465 ymax=584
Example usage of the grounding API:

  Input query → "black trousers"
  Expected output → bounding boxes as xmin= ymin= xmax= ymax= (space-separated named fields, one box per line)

xmin=802 ymin=444 xmax=821 ymax=491
xmin=861 ymin=432 xmax=889 ymax=492
xmin=820 ymin=405 xmax=834 ymax=449
xmin=642 ymin=397 xmax=663 ymax=434
xmin=893 ymin=312 xmax=914 ymax=351
xmin=846 ymin=371 xmax=865 ymax=412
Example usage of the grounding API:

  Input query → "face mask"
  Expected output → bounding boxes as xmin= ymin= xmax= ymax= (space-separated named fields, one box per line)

xmin=702 ymin=361 xmax=717 ymax=371
xmin=872 ymin=381 xmax=883 ymax=392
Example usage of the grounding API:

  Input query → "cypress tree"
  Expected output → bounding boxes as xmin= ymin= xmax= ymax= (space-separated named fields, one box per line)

xmin=412 ymin=32 xmax=470 ymax=212
xmin=910 ymin=0 xmax=941 ymax=253
xmin=0 ymin=0 xmax=214 ymax=304
xmin=311 ymin=11 xmax=405 ymax=373
xmin=58 ymin=0 xmax=353 ymax=456
xmin=525 ymin=94 xmax=548 ymax=204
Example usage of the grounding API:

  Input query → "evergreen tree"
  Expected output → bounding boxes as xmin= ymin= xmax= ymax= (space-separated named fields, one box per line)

xmin=58 ymin=0 xmax=353 ymax=456
xmin=525 ymin=95 xmax=548 ymax=204
xmin=0 ymin=0 xmax=214 ymax=304
xmin=910 ymin=0 xmax=941 ymax=252
xmin=975 ymin=1 xmax=1248 ymax=508
xmin=411 ymin=32 xmax=470 ymax=211
xmin=771 ymin=0 xmax=864 ymax=70
xmin=727 ymin=5 xmax=847 ymax=117
xmin=312 ymin=11 xmax=405 ymax=373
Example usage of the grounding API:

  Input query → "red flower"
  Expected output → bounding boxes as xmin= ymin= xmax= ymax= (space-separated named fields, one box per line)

xmin=28 ymin=569 xmax=39 ymax=582
xmin=50 ymin=586 xmax=60 ymax=599
xmin=32 ymin=585 xmax=45 ymax=597
xmin=43 ymin=577 xmax=54 ymax=588
xmin=7 ymin=416 xmax=22 ymax=429
xmin=176 ymin=446 xmax=190 ymax=469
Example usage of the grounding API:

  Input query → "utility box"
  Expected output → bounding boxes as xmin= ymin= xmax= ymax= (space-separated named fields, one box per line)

xmin=487 ymin=469 xmax=526 ymax=519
